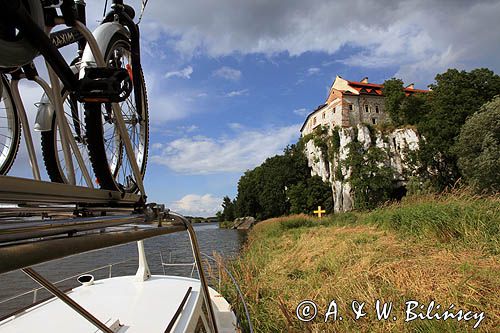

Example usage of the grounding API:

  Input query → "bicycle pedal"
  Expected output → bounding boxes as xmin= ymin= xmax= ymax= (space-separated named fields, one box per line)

xmin=77 ymin=67 xmax=132 ymax=103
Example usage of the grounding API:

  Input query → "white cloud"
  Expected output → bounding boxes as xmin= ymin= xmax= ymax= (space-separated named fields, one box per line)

xmin=129 ymin=0 xmax=500 ymax=85
xmin=213 ymin=66 xmax=242 ymax=81
xmin=228 ymin=122 xmax=244 ymax=130
xmin=164 ymin=66 xmax=193 ymax=79
xmin=225 ymin=89 xmax=249 ymax=97
xmin=170 ymin=194 xmax=222 ymax=216
xmin=144 ymin=71 xmax=203 ymax=125
xmin=307 ymin=67 xmax=321 ymax=76
xmin=293 ymin=108 xmax=309 ymax=117
xmin=151 ymin=124 xmax=301 ymax=174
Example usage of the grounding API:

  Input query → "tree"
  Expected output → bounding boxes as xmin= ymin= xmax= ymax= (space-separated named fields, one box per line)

xmin=344 ymin=141 xmax=394 ymax=210
xmin=215 ymin=211 xmax=224 ymax=223
xmin=288 ymin=176 xmax=333 ymax=214
xmin=221 ymin=196 xmax=236 ymax=222
xmin=383 ymin=78 xmax=407 ymax=126
xmin=455 ymin=96 xmax=500 ymax=193
xmin=233 ymin=143 xmax=311 ymax=220
xmin=416 ymin=68 xmax=500 ymax=190
xmin=383 ymin=78 xmax=430 ymax=126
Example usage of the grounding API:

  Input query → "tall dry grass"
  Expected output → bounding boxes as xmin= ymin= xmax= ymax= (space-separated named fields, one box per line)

xmin=220 ymin=191 xmax=500 ymax=332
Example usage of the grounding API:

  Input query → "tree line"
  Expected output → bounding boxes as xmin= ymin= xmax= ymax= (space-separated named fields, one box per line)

xmin=216 ymin=143 xmax=333 ymax=222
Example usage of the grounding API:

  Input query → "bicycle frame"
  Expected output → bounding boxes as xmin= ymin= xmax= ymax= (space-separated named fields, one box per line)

xmin=1 ymin=0 xmax=146 ymax=198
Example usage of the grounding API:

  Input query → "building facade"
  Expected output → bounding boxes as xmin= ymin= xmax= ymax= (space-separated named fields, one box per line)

xmin=300 ymin=76 xmax=427 ymax=136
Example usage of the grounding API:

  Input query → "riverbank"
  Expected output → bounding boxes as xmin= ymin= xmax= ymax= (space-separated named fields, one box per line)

xmin=221 ymin=191 xmax=500 ymax=332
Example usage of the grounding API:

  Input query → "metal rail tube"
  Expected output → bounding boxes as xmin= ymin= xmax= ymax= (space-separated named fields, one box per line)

xmin=0 ymin=175 xmax=140 ymax=205
xmin=46 ymin=64 xmax=77 ymax=185
xmin=202 ymin=253 xmax=254 ymax=333
xmin=0 ymin=225 xmax=185 ymax=274
xmin=22 ymin=267 xmax=114 ymax=333
xmin=169 ymin=212 xmax=219 ymax=333
xmin=8 ymin=79 xmax=41 ymax=180
xmin=0 ymin=206 xmax=135 ymax=218
xmin=0 ymin=214 xmax=145 ymax=243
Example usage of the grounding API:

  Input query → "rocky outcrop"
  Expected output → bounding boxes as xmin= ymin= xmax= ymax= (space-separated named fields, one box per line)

xmin=304 ymin=124 xmax=420 ymax=212
xmin=232 ymin=216 xmax=256 ymax=230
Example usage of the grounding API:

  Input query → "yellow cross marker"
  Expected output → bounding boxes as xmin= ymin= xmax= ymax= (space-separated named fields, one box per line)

xmin=313 ymin=206 xmax=326 ymax=218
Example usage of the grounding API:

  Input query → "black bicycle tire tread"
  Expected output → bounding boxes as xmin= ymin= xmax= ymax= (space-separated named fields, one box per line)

xmin=40 ymin=116 xmax=64 ymax=183
xmin=84 ymin=34 xmax=149 ymax=192
xmin=0 ymin=76 xmax=21 ymax=175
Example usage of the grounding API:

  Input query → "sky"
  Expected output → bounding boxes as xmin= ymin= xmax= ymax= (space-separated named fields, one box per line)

xmin=7 ymin=0 xmax=500 ymax=216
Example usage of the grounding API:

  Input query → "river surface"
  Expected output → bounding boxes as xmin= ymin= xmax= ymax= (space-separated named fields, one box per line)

xmin=0 ymin=222 xmax=247 ymax=317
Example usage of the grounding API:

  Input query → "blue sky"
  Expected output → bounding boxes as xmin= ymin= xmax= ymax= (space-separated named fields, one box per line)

xmin=9 ymin=0 xmax=500 ymax=216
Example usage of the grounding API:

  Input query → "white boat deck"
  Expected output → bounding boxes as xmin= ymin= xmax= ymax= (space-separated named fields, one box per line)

xmin=0 ymin=275 xmax=235 ymax=333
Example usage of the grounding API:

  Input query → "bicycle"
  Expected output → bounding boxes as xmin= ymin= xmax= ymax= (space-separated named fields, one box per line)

xmin=0 ymin=0 xmax=149 ymax=197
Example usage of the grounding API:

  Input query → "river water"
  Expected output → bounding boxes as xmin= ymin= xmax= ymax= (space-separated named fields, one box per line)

xmin=0 ymin=222 xmax=247 ymax=318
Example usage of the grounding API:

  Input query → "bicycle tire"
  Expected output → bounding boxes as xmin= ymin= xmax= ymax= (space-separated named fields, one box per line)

xmin=0 ymin=75 xmax=21 ymax=175
xmin=84 ymin=34 xmax=149 ymax=193
xmin=0 ymin=0 xmax=44 ymax=68
xmin=41 ymin=91 xmax=98 ymax=186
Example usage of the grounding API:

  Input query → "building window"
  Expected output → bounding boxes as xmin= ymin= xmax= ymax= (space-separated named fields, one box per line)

xmin=372 ymin=118 xmax=377 ymax=125
xmin=348 ymin=104 xmax=353 ymax=111
xmin=313 ymin=117 xmax=316 ymax=125
xmin=322 ymin=112 xmax=325 ymax=119
xmin=365 ymin=105 xmax=369 ymax=113
xmin=375 ymin=105 xmax=379 ymax=113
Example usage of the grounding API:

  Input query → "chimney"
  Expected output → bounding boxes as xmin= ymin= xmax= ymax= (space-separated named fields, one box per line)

xmin=360 ymin=77 xmax=368 ymax=83
xmin=406 ymin=83 xmax=415 ymax=89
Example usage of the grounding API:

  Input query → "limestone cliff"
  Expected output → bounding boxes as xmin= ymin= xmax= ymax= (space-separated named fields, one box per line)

xmin=304 ymin=124 xmax=420 ymax=212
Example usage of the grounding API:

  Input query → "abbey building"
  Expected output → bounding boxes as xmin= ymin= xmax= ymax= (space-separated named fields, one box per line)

xmin=300 ymin=76 xmax=428 ymax=136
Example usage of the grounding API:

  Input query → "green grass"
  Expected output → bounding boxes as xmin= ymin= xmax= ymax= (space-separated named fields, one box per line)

xmin=219 ymin=191 xmax=500 ymax=332
xmin=219 ymin=220 xmax=234 ymax=229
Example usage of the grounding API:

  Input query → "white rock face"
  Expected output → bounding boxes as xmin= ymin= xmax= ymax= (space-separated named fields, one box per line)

xmin=305 ymin=125 xmax=420 ymax=212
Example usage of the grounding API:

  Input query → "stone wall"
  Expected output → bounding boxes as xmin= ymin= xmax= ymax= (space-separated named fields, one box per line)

xmin=304 ymin=124 xmax=420 ymax=212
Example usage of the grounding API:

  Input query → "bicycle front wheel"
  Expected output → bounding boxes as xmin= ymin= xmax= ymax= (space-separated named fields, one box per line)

xmin=0 ymin=75 xmax=20 ymax=175
xmin=84 ymin=34 xmax=148 ymax=193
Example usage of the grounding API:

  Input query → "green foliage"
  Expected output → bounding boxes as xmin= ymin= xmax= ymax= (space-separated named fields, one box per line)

xmin=455 ymin=96 xmax=500 ymax=193
xmin=218 ymin=220 xmax=234 ymax=229
xmin=234 ymin=143 xmax=311 ymax=220
xmin=365 ymin=191 xmax=500 ymax=252
xmin=288 ymin=176 xmax=333 ymax=214
xmin=310 ymin=125 xmax=330 ymax=160
xmin=215 ymin=211 xmax=224 ymax=223
xmin=400 ymin=93 xmax=430 ymax=125
xmin=383 ymin=78 xmax=430 ymax=126
xmin=415 ymin=68 xmax=500 ymax=190
xmin=330 ymin=127 xmax=341 ymax=153
xmin=383 ymin=78 xmax=407 ymax=125
xmin=405 ymin=176 xmax=434 ymax=196
xmin=344 ymin=141 xmax=394 ymax=209
xmin=279 ymin=216 xmax=315 ymax=230
xmin=220 ymin=196 xmax=236 ymax=222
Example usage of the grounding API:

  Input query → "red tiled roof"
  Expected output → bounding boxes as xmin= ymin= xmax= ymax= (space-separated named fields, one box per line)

xmin=346 ymin=80 xmax=428 ymax=96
